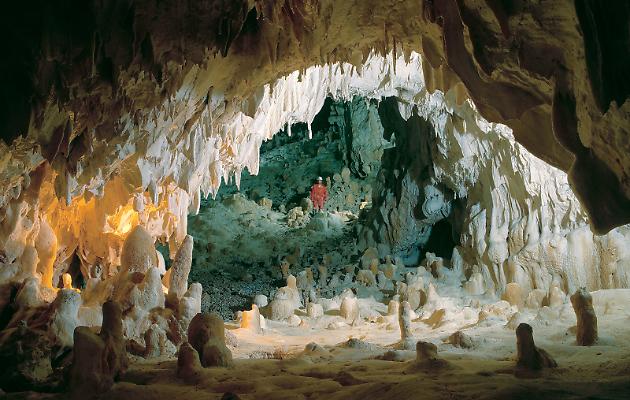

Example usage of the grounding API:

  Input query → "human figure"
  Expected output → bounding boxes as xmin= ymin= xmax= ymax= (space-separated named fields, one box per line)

xmin=310 ymin=176 xmax=328 ymax=211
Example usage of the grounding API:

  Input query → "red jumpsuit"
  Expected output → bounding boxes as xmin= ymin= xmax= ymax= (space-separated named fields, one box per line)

xmin=310 ymin=183 xmax=328 ymax=210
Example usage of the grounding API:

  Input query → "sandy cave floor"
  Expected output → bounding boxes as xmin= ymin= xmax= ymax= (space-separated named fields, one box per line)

xmin=15 ymin=291 xmax=630 ymax=400
xmin=110 ymin=304 xmax=630 ymax=400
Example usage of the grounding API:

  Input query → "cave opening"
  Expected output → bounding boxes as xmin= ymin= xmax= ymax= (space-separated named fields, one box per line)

xmin=423 ymin=219 xmax=456 ymax=259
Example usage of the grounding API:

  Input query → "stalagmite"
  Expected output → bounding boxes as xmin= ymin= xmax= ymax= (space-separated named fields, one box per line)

xmin=120 ymin=225 xmax=157 ymax=274
xmin=179 ymin=282 xmax=203 ymax=329
xmin=143 ymin=324 xmax=168 ymax=358
xmin=525 ymin=289 xmax=546 ymax=309
xmin=356 ymin=269 xmax=377 ymax=287
xmin=253 ymin=294 xmax=268 ymax=308
xmin=416 ymin=341 xmax=438 ymax=362
xmin=318 ymin=264 xmax=328 ymax=287
xmin=177 ymin=342 xmax=203 ymax=383
xmin=388 ymin=296 xmax=400 ymax=316
xmin=397 ymin=300 xmax=415 ymax=350
xmin=286 ymin=274 xmax=301 ymax=308
xmin=169 ymin=235 xmax=194 ymax=299
xmin=376 ymin=271 xmax=389 ymax=289
xmin=48 ymin=289 xmax=81 ymax=348
xmin=241 ymin=305 xmax=263 ymax=333
xmin=35 ymin=218 xmax=57 ymax=288
xmin=383 ymin=256 xmax=397 ymax=279
xmin=515 ymin=323 xmax=557 ymax=373
xmin=448 ymin=331 xmax=474 ymax=349
xmin=570 ymin=288 xmax=598 ymax=346
xmin=369 ymin=259 xmax=379 ymax=276
xmin=15 ymin=277 xmax=43 ymax=309
xmin=464 ymin=272 xmax=485 ymax=296
xmin=413 ymin=340 xmax=449 ymax=369
xmin=69 ymin=301 xmax=128 ymax=399
xmin=270 ymin=287 xmax=296 ymax=321
xmin=62 ymin=273 xmax=73 ymax=289
xmin=305 ymin=267 xmax=314 ymax=286
xmin=135 ymin=267 xmax=166 ymax=311
xmin=280 ymin=260 xmax=290 ymax=279
xmin=340 ymin=295 xmax=360 ymax=324
xmin=18 ymin=246 xmax=38 ymax=282
xmin=548 ymin=286 xmax=566 ymax=307
xmin=187 ymin=312 xmax=232 ymax=368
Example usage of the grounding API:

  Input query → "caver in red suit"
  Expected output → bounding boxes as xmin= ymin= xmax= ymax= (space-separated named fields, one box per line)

xmin=310 ymin=179 xmax=328 ymax=211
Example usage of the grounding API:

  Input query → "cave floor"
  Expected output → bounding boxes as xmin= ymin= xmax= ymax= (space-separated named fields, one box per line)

xmin=113 ymin=302 xmax=630 ymax=400
xmin=17 ymin=289 xmax=627 ymax=400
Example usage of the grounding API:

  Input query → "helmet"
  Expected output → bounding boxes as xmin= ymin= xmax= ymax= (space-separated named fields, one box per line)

xmin=317 ymin=176 xmax=323 ymax=181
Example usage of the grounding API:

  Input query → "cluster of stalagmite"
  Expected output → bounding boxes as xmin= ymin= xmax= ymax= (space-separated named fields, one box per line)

xmin=0 ymin=222 xmax=200 ymax=390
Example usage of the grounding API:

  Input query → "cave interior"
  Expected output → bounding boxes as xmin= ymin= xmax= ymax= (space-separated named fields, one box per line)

xmin=1 ymin=1 xmax=630 ymax=399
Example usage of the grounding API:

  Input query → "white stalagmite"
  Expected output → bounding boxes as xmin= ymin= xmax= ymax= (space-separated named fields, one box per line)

xmin=168 ymin=235 xmax=194 ymax=299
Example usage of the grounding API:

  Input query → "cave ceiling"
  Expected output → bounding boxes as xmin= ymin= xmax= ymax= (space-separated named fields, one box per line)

xmin=0 ymin=0 xmax=629 ymax=233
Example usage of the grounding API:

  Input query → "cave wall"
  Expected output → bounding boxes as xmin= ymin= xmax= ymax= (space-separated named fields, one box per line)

xmin=357 ymin=90 xmax=630 ymax=296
